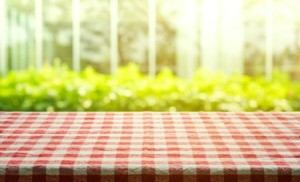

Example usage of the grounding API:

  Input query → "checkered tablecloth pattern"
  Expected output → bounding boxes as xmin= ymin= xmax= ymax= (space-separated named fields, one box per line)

xmin=0 ymin=112 xmax=299 ymax=182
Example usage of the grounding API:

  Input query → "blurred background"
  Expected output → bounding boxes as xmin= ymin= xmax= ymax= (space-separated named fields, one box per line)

xmin=0 ymin=0 xmax=300 ymax=112
xmin=1 ymin=0 xmax=300 ymax=78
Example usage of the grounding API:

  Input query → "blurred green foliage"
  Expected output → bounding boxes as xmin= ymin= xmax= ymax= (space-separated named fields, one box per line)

xmin=1 ymin=63 xmax=300 ymax=111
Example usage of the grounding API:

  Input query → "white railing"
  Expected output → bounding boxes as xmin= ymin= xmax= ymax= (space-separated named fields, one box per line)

xmin=110 ymin=0 xmax=118 ymax=74
xmin=0 ymin=0 xmax=7 ymax=75
xmin=148 ymin=0 xmax=156 ymax=77
xmin=35 ymin=0 xmax=43 ymax=70
xmin=265 ymin=0 xmax=273 ymax=80
xmin=0 ymin=0 xmax=280 ymax=78
xmin=72 ymin=0 xmax=81 ymax=72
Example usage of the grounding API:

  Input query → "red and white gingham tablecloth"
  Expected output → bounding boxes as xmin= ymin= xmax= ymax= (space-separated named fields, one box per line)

xmin=0 ymin=112 xmax=299 ymax=182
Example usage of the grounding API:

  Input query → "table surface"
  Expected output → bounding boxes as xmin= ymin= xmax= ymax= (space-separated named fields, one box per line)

xmin=0 ymin=112 xmax=299 ymax=182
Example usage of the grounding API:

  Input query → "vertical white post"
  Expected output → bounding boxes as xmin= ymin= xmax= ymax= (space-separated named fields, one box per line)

xmin=219 ymin=0 xmax=244 ymax=74
xmin=177 ymin=0 xmax=198 ymax=78
xmin=73 ymin=0 xmax=81 ymax=72
xmin=0 ymin=0 xmax=7 ymax=75
xmin=28 ymin=16 xmax=35 ymax=67
xmin=35 ymin=0 xmax=43 ymax=69
xmin=201 ymin=0 xmax=220 ymax=72
xmin=186 ymin=0 xmax=197 ymax=78
xmin=265 ymin=0 xmax=273 ymax=80
xmin=16 ymin=12 xmax=22 ymax=70
xmin=20 ymin=15 xmax=27 ymax=70
xmin=10 ymin=10 xmax=18 ymax=70
xmin=110 ymin=0 xmax=118 ymax=73
xmin=148 ymin=0 xmax=156 ymax=76
xmin=176 ymin=1 xmax=185 ymax=78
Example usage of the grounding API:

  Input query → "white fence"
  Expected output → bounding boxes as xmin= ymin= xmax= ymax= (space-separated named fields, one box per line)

xmin=0 ymin=0 xmax=298 ymax=79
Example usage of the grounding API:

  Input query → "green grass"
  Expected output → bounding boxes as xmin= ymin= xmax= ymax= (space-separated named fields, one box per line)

xmin=1 ymin=63 xmax=299 ymax=111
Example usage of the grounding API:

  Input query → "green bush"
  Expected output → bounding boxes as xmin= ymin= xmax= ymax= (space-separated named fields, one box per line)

xmin=1 ymin=63 xmax=300 ymax=111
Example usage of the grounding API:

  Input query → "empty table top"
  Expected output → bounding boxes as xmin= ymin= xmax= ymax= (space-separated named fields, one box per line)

xmin=0 ymin=112 xmax=299 ymax=182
